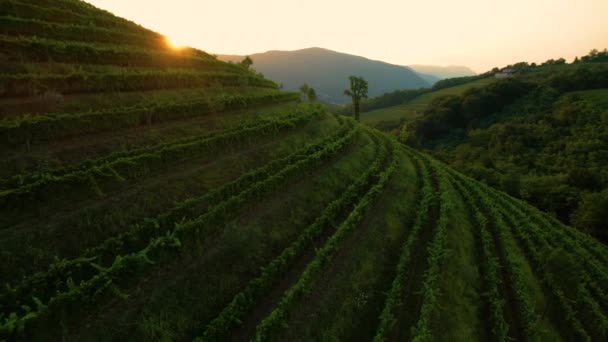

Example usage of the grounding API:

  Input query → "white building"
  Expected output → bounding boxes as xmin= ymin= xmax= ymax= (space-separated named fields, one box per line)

xmin=495 ymin=68 xmax=516 ymax=78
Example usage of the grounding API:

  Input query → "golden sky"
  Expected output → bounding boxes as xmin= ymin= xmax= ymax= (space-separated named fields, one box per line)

xmin=86 ymin=0 xmax=608 ymax=73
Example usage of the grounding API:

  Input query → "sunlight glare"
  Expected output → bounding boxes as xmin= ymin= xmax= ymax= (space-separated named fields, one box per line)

xmin=166 ymin=36 xmax=186 ymax=50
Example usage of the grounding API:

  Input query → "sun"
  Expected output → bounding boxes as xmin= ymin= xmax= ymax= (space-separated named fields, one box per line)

xmin=165 ymin=36 xmax=186 ymax=50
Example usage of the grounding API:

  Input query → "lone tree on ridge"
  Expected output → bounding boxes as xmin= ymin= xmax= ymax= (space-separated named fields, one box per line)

xmin=344 ymin=76 xmax=368 ymax=121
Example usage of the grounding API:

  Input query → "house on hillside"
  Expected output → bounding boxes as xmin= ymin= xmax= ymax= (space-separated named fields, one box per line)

xmin=495 ymin=68 xmax=516 ymax=78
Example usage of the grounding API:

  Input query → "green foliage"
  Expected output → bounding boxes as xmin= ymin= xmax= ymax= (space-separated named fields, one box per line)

xmin=0 ymin=90 xmax=297 ymax=146
xmin=1 ymin=111 xmax=356 ymax=340
xmin=3 ymin=1 xmax=608 ymax=340
xmin=254 ymin=138 xmax=396 ymax=341
xmin=298 ymin=84 xmax=317 ymax=102
xmin=299 ymin=83 xmax=310 ymax=95
xmin=432 ymin=74 xmax=492 ymax=91
xmin=240 ymin=56 xmax=253 ymax=70
xmin=373 ymin=152 xmax=433 ymax=341
xmin=198 ymin=130 xmax=384 ymax=341
xmin=571 ymin=189 xmax=608 ymax=242
xmin=307 ymin=88 xmax=317 ymax=102
xmin=403 ymin=62 xmax=608 ymax=242
xmin=0 ymin=35 xmax=223 ymax=70
xmin=0 ymin=108 xmax=318 ymax=220
xmin=0 ymin=120 xmax=349 ymax=320
xmin=580 ymin=48 xmax=608 ymax=64
xmin=344 ymin=76 xmax=369 ymax=121
xmin=341 ymin=88 xmax=430 ymax=115
xmin=0 ymin=16 xmax=166 ymax=49
xmin=411 ymin=166 xmax=453 ymax=342
xmin=0 ymin=69 xmax=276 ymax=98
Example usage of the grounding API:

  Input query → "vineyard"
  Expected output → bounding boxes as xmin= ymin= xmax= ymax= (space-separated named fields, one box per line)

xmin=1 ymin=0 xmax=608 ymax=341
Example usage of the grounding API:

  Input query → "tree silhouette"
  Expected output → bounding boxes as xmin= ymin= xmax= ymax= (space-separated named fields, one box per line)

xmin=344 ymin=76 xmax=368 ymax=121
xmin=300 ymin=83 xmax=315 ymax=102
xmin=307 ymin=88 xmax=317 ymax=102
xmin=299 ymin=83 xmax=310 ymax=95
xmin=240 ymin=56 xmax=253 ymax=70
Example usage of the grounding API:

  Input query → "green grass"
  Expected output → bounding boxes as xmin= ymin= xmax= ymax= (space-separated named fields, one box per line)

xmin=361 ymin=78 xmax=496 ymax=127
xmin=571 ymin=88 xmax=608 ymax=108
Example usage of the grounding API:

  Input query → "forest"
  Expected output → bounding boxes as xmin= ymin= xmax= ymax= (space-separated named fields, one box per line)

xmin=400 ymin=51 xmax=608 ymax=242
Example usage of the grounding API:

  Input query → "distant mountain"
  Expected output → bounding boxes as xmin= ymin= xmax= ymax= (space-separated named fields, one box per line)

xmin=414 ymin=72 xmax=441 ymax=85
xmin=217 ymin=48 xmax=430 ymax=104
xmin=408 ymin=65 xmax=476 ymax=80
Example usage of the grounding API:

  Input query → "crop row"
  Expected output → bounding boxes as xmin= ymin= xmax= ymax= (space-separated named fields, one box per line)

xmin=0 ymin=117 xmax=358 ymax=340
xmin=0 ymin=35 xmax=235 ymax=71
xmin=372 ymin=151 xmax=433 ymax=341
xmin=0 ymin=0 xmax=155 ymax=36
xmin=253 ymin=138 xmax=397 ymax=341
xmin=0 ymin=16 xmax=167 ymax=49
xmin=410 ymin=164 xmax=453 ymax=342
xmin=0 ymin=109 xmax=319 ymax=218
xmin=1 ymin=122 xmax=354 ymax=318
xmin=443 ymin=172 xmax=511 ymax=341
xmin=493 ymin=192 xmax=607 ymax=340
xmin=445 ymin=165 xmax=544 ymax=338
xmin=197 ymin=130 xmax=386 ymax=341
xmin=452 ymin=163 xmax=607 ymax=340
xmin=498 ymin=195 xmax=608 ymax=293
xmin=1 ymin=102 xmax=305 ymax=189
xmin=0 ymin=90 xmax=298 ymax=147
xmin=0 ymin=69 xmax=276 ymax=98
xmin=533 ymin=209 xmax=608 ymax=266
xmin=485 ymin=188 xmax=591 ymax=340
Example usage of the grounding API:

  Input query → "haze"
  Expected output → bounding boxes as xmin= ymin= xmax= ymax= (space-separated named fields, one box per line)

xmin=85 ymin=0 xmax=608 ymax=73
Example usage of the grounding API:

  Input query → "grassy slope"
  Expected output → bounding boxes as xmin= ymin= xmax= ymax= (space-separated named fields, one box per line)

xmin=573 ymin=87 xmax=608 ymax=107
xmin=361 ymin=78 xmax=495 ymax=126
xmin=1 ymin=1 xmax=608 ymax=342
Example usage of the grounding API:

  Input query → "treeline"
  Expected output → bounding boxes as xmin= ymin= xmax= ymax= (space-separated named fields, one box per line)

xmin=401 ymin=61 xmax=608 ymax=242
xmin=576 ymin=48 xmax=608 ymax=63
xmin=339 ymin=88 xmax=430 ymax=115
xmin=431 ymin=74 xmax=490 ymax=91
xmin=403 ymin=78 xmax=533 ymax=146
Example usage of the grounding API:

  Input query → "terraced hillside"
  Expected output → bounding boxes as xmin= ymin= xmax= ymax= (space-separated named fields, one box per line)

xmin=1 ymin=1 xmax=608 ymax=341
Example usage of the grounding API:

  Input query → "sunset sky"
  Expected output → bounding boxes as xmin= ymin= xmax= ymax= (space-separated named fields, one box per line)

xmin=86 ymin=0 xmax=608 ymax=73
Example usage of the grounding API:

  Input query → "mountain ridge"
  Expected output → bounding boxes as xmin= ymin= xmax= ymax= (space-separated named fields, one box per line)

xmin=218 ymin=47 xmax=476 ymax=94
xmin=217 ymin=47 xmax=431 ymax=104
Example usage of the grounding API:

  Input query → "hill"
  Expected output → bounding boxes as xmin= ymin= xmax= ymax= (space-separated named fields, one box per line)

xmin=217 ymin=48 xmax=430 ymax=104
xmin=360 ymin=78 xmax=496 ymax=128
xmin=414 ymin=72 xmax=442 ymax=85
xmin=1 ymin=1 xmax=608 ymax=341
xmin=409 ymin=64 xmax=477 ymax=80
xmin=398 ymin=58 xmax=608 ymax=243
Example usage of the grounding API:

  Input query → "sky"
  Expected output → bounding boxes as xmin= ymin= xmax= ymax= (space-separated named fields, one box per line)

xmin=86 ymin=0 xmax=608 ymax=73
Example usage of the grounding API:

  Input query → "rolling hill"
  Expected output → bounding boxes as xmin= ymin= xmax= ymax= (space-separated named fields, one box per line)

xmin=361 ymin=78 xmax=496 ymax=127
xmin=217 ymin=48 xmax=430 ymax=104
xmin=1 ymin=1 xmax=607 ymax=341
xmin=394 ymin=60 xmax=608 ymax=244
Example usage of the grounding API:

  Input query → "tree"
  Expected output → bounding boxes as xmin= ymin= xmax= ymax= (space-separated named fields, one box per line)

xmin=299 ymin=84 xmax=317 ymax=102
xmin=240 ymin=56 xmax=253 ymax=70
xmin=307 ymin=88 xmax=317 ymax=102
xmin=344 ymin=76 xmax=368 ymax=121
xmin=299 ymin=83 xmax=310 ymax=95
